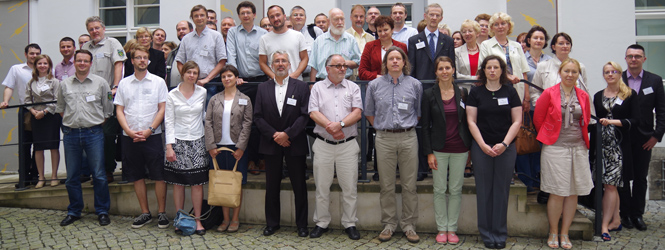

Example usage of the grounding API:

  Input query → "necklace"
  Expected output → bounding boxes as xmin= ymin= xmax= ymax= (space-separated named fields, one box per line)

xmin=486 ymin=84 xmax=501 ymax=95
xmin=467 ymin=45 xmax=478 ymax=52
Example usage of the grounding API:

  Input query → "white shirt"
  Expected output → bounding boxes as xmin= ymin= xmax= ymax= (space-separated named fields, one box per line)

xmin=259 ymin=29 xmax=310 ymax=80
xmin=165 ymin=84 xmax=206 ymax=144
xmin=275 ymin=77 xmax=289 ymax=116
xmin=2 ymin=63 xmax=32 ymax=104
xmin=218 ymin=99 xmax=235 ymax=145
xmin=392 ymin=26 xmax=418 ymax=48
xmin=114 ymin=72 xmax=168 ymax=136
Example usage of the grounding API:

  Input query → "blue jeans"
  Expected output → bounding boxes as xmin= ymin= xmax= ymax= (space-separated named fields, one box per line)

xmin=63 ymin=125 xmax=110 ymax=216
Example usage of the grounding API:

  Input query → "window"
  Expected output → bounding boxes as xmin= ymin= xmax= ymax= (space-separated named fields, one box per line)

xmin=98 ymin=0 xmax=160 ymax=40
xmin=635 ymin=1 xmax=665 ymax=78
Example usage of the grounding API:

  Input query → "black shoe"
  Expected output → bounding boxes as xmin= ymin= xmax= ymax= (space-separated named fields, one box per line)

xmin=372 ymin=173 xmax=379 ymax=181
xmin=496 ymin=242 xmax=506 ymax=249
xmin=157 ymin=213 xmax=169 ymax=229
xmin=98 ymin=214 xmax=111 ymax=226
xmin=484 ymin=242 xmax=496 ymax=249
xmin=195 ymin=229 xmax=206 ymax=235
xmin=132 ymin=213 xmax=152 ymax=228
xmin=621 ymin=216 xmax=634 ymax=229
xmin=60 ymin=215 xmax=81 ymax=226
xmin=633 ymin=216 xmax=647 ymax=231
xmin=345 ymin=226 xmax=360 ymax=240
xmin=263 ymin=225 xmax=280 ymax=236
xmin=297 ymin=227 xmax=309 ymax=237
xmin=309 ymin=226 xmax=329 ymax=238
xmin=175 ymin=228 xmax=183 ymax=235
xmin=417 ymin=173 xmax=427 ymax=181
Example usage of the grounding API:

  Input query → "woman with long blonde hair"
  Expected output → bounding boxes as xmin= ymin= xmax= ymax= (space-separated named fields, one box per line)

xmin=593 ymin=61 xmax=639 ymax=241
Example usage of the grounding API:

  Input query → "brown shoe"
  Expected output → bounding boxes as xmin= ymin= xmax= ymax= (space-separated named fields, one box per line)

xmin=404 ymin=229 xmax=420 ymax=243
xmin=378 ymin=228 xmax=393 ymax=242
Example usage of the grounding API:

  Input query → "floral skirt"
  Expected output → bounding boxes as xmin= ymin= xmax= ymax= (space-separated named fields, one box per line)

xmin=163 ymin=137 xmax=209 ymax=186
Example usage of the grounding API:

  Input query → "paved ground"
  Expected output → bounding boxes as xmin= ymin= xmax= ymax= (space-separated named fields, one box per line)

xmin=1 ymin=201 xmax=664 ymax=249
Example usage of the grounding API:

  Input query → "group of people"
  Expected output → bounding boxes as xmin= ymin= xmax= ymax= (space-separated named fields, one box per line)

xmin=1 ymin=2 xmax=663 ymax=249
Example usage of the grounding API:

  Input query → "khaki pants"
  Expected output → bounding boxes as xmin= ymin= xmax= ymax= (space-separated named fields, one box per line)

xmin=312 ymin=139 xmax=360 ymax=228
xmin=375 ymin=130 xmax=419 ymax=232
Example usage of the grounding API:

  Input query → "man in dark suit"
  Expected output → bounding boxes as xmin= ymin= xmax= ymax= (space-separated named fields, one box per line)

xmin=254 ymin=51 xmax=310 ymax=237
xmin=620 ymin=44 xmax=665 ymax=231
xmin=407 ymin=3 xmax=455 ymax=81
xmin=407 ymin=3 xmax=454 ymax=181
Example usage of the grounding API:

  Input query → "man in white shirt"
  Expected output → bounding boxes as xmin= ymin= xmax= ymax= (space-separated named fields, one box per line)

xmin=258 ymin=5 xmax=309 ymax=80
xmin=115 ymin=47 xmax=169 ymax=230
xmin=0 ymin=43 xmax=41 ymax=187
xmin=391 ymin=3 xmax=418 ymax=47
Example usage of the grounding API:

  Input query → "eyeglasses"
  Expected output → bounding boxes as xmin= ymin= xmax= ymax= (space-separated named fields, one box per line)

xmin=133 ymin=56 xmax=149 ymax=60
xmin=327 ymin=64 xmax=348 ymax=70
xmin=603 ymin=70 xmax=620 ymax=75
xmin=625 ymin=55 xmax=643 ymax=60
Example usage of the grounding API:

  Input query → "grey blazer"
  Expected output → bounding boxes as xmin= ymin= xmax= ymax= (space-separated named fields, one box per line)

xmin=204 ymin=90 xmax=253 ymax=151
xmin=454 ymin=43 xmax=480 ymax=80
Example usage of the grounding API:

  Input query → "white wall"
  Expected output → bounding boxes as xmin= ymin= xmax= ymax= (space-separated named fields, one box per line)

xmin=436 ymin=0 xmax=506 ymax=35
xmin=558 ymin=0 xmax=636 ymax=96
xmin=160 ymin=0 xmax=216 ymax=43
xmin=29 ymin=0 xmax=94 ymax=58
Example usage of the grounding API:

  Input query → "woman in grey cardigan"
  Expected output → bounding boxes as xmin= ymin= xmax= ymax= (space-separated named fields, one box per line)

xmin=204 ymin=65 xmax=253 ymax=233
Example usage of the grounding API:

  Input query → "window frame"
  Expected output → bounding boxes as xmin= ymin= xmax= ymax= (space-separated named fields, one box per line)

xmin=96 ymin=0 xmax=161 ymax=42
xmin=635 ymin=8 xmax=665 ymax=80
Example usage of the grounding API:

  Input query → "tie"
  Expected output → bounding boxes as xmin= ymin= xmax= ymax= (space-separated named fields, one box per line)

xmin=429 ymin=33 xmax=436 ymax=59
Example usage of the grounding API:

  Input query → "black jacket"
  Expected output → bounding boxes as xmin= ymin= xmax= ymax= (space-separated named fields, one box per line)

xmin=421 ymin=83 xmax=471 ymax=155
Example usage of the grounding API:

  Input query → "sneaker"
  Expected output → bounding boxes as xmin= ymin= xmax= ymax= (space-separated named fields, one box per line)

xmin=157 ymin=213 xmax=169 ymax=229
xmin=404 ymin=229 xmax=420 ymax=243
xmin=132 ymin=213 xmax=152 ymax=228
xmin=378 ymin=227 xmax=393 ymax=242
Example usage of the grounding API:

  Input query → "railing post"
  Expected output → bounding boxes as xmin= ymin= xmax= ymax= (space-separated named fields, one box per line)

xmin=15 ymin=107 xmax=28 ymax=191
xmin=358 ymin=82 xmax=369 ymax=183
xmin=594 ymin=123 xmax=603 ymax=237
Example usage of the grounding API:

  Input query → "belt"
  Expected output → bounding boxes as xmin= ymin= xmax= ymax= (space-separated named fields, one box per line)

xmin=316 ymin=135 xmax=356 ymax=145
xmin=64 ymin=124 xmax=102 ymax=130
xmin=381 ymin=127 xmax=413 ymax=133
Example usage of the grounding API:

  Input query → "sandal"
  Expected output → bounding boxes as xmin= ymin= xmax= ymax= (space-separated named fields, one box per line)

xmin=602 ymin=232 xmax=611 ymax=242
xmin=547 ymin=233 xmax=559 ymax=249
xmin=216 ymin=220 xmax=230 ymax=232
xmin=560 ymin=234 xmax=572 ymax=249
xmin=227 ymin=220 xmax=240 ymax=232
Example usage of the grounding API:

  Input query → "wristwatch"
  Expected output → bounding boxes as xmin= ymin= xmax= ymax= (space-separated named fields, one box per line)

xmin=149 ymin=126 xmax=156 ymax=133
xmin=340 ymin=121 xmax=345 ymax=128
xmin=501 ymin=141 xmax=509 ymax=148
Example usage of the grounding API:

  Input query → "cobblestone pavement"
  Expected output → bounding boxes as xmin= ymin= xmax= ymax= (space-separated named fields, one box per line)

xmin=1 ymin=201 xmax=664 ymax=249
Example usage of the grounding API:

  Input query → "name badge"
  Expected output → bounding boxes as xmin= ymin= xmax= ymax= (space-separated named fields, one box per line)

xmin=614 ymin=98 xmax=623 ymax=106
xmin=95 ymin=52 xmax=105 ymax=58
xmin=39 ymin=84 xmax=50 ymax=92
xmin=643 ymin=87 xmax=654 ymax=95
xmin=287 ymin=98 xmax=297 ymax=106
xmin=415 ymin=41 xmax=426 ymax=50
xmin=142 ymin=88 xmax=152 ymax=95
xmin=497 ymin=97 xmax=509 ymax=106
xmin=199 ymin=50 xmax=208 ymax=56
xmin=86 ymin=95 xmax=96 ymax=102
xmin=62 ymin=74 xmax=68 ymax=80
xmin=460 ymin=101 xmax=466 ymax=109
xmin=398 ymin=102 xmax=409 ymax=110
xmin=238 ymin=99 xmax=248 ymax=105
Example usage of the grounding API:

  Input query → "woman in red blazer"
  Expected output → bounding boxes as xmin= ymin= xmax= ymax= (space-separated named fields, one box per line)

xmin=533 ymin=58 xmax=592 ymax=250
xmin=358 ymin=15 xmax=407 ymax=80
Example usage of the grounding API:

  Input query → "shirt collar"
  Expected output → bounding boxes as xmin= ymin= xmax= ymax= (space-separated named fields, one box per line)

xmin=239 ymin=24 xmax=257 ymax=33
xmin=324 ymin=78 xmax=347 ymax=88
xmin=627 ymin=70 xmax=644 ymax=79
xmin=324 ymin=31 xmax=348 ymax=42
xmin=92 ymin=37 xmax=108 ymax=47
xmin=19 ymin=63 xmax=30 ymax=70
xmin=130 ymin=72 xmax=154 ymax=83
xmin=61 ymin=57 xmax=74 ymax=66
xmin=424 ymin=28 xmax=439 ymax=38
xmin=387 ymin=74 xmax=405 ymax=84
xmin=276 ymin=76 xmax=290 ymax=86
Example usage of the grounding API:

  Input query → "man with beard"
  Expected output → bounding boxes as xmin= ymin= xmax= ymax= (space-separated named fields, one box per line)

xmin=308 ymin=8 xmax=360 ymax=82
xmin=346 ymin=5 xmax=375 ymax=53
xmin=254 ymin=51 xmax=310 ymax=237
xmin=365 ymin=7 xmax=381 ymax=39
xmin=166 ymin=20 xmax=193 ymax=87
xmin=259 ymin=5 xmax=309 ymax=80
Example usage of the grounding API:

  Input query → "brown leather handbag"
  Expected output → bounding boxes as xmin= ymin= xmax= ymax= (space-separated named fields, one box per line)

xmin=208 ymin=147 xmax=242 ymax=208
xmin=516 ymin=112 xmax=540 ymax=155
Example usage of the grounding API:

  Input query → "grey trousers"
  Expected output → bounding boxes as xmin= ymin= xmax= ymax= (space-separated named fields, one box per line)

xmin=471 ymin=140 xmax=516 ymax=244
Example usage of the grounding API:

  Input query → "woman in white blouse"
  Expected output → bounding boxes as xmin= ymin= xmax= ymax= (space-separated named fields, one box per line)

xmin=479 ymin=12 xmax=530 ymax=112
xmin=455 ymin=19 xmax=481 ymax=82
xmin=164 ymin=61 xmax=208 ymax=235
xmin=530 ymin=32 xmax=589 ymax=105
xmin=24 ymin=55 xmax=61 ymax=188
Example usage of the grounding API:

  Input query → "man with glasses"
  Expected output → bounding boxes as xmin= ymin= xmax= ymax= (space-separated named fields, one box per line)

xmin=308 ymin=8 xmax=361 ymax=82
xmin=619 ymin=44 xmax=665 ymax=232
xmin=81 ymin=16 xmax=127 ymax=183
xmin=57 ymin=50 xmax=114 ymax=227
xmin=308 ymin=54 xmax=363 ymax=240
xmin=475 ymin=14 xmax=491 ymax=44
xmin=114 ymin=47 xmax=169 ymax=229
xmin=260 ymin=17 xmax=273 ymax=32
